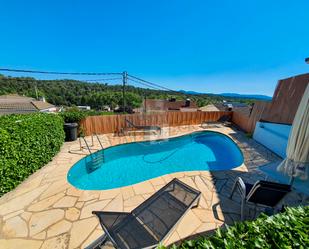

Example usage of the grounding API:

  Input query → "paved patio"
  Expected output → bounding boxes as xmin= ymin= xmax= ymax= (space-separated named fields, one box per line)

xmin=0 ymin=125 xmax=305 ymax=249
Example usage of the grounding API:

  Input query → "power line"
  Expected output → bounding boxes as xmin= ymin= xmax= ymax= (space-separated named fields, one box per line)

xmin=0 ymin=68 xmax=178 ymax=93
xmin=127 ymin=75 xmax=201 ymax=98
xmin=128 ymin=74 xmax=178 ymax=93
xmin=0 ymin=75 xmax=123 ymax=84
xmin=0 ymin=67 xmax=191 ymax=96
xmin=127 ymin=78 xmax=164 ymax=91
xmin=0 ymin=68 xmax=121 ymax=76
xmin=84 ymin=78 xmax=122 ymax=82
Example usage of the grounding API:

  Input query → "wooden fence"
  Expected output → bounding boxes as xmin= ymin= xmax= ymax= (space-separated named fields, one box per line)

xmin=260 ymin=73 xmax=309 ymax=124
xmin=232 ymin=101 xmax=271 ymax=133
xmin=80 ymin=73 xmax=308 ymax=135
xmin=80 ymin=111 xmax=232 ymax=135
xmin=232 ymin=73 xmax=309 ymax=133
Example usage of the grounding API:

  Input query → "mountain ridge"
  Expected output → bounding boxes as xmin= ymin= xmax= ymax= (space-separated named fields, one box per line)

xmin=179 ymin=90 xmax=272 ymax=100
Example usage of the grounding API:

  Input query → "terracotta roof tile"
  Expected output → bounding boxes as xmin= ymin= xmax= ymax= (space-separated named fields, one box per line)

xmin=31 ymin=101 xmax=55 ymax=110
xmin=0 ymin=94 xmax=55 ymax=115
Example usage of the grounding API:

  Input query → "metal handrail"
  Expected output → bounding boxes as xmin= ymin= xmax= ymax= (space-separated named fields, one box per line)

xmin=81 ymin=137 xmax=94 ymax=159
xmin=94 ymin=133 xmax=104 ymax=150
xmin=94 ymin=133 xmax=105 ymax=163
xmin=79 ymin=134 xmax=105 ymax=163
xmin=80 ymin=135 xmax=94 ymax=150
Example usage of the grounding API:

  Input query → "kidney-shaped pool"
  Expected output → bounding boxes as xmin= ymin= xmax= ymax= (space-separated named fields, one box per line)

xmin=67 ymin=131 xmax=244 ymax=190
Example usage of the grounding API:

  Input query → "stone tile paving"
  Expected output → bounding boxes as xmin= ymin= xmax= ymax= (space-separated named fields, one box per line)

xmin=0 ymin=125 xmax=306 ymax=249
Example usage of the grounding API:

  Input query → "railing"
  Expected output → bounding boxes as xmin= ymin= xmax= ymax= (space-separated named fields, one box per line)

xmin=80 ymin=111 xmax=232 ymax=136
xmin=80 ymin=135 xmax=105 ymax=172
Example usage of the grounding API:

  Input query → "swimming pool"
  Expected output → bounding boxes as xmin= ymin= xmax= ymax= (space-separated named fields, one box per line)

xmin=67 ymin=131 xmax=243 ymax=190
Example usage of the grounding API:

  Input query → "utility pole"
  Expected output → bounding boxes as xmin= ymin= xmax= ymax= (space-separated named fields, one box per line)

xmin=144 ymin=95 xmax=147 ymax=113
xmin=122 ymin=71 xmax=127 ymax=112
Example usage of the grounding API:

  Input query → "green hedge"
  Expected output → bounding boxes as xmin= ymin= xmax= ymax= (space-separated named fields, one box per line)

xmin=60 ymin=109 xmax=114 ymax=123
xmin=0 ymin=113 xmax=65 ymax=196
xmin=161 ymin=206 xmax=309 ymax=249
xmin=60 ymin=110 xmax=87 ymax=123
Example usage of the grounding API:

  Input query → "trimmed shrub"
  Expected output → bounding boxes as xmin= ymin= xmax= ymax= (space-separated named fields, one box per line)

xmin=0 ymin=113 xmax=65 ymax=196
xmin=59 ymin=109 xmax=114 ymax=123
xmin=160 ymin=206 xmax=309 ymax=249
xmin=60 ymin=110 xmax=87 ymax=123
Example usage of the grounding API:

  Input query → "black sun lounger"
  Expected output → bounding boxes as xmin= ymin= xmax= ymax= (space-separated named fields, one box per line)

xmin=230 ymin=177 xmax=291 ymax=220
xmin=123 ymin=118 xmax=162 ymax=135
xmin=89 ymin=178 xmax=201 ymax=249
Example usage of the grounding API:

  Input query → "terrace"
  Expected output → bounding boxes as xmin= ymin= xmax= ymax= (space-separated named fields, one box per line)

xmin=0 ymin=124 xmax=306 ymax=249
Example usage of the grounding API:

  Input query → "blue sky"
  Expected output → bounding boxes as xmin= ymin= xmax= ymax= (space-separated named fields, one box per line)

xmin=1 ymin=0 xmax=308 ymax=96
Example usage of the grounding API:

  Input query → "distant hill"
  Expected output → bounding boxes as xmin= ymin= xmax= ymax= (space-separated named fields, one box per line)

xmin=0 ymin=75 xmax=251 ymax=109
xmin=0 ymin=74 xmax=264 ymax=110
xmin=219 ymin=93 xmax=272 ymax=100
xmin=179 ymin=90 xmax=272 ymax=100
xmin=179 ymin=90 xmax=205 ymax=95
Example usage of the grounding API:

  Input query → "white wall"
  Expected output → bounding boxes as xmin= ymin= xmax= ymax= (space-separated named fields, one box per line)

xmin=40 ymin=107 xmax=57 ymax=113
xmin=253 ymin=121 xmax=292 ymax=158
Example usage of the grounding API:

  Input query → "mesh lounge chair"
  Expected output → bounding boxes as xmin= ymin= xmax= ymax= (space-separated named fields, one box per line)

xmin=230 ymin=177 xmax=291 ymax=220
xmin=89 ymin=178 xmax=201 ymax=249
xmin=122 ymin=118 xmax=162 ymax=135
xmin=201 ymin=115 xmax=232 ymax=129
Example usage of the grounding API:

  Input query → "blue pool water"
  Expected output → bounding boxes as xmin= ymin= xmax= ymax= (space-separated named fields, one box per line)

xmin=67 ymin=131 xmax=243 ymax=190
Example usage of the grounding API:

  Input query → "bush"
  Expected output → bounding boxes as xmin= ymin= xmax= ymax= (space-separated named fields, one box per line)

xmin=60 ymin=109 xmax=87 ymax=123
xmin=0 ymin=113 xmax=65 ymax=196
xmin=59 ymin=109 xmax=114 ymax=123
xmin=160 ymin=206 xmax=309 ymax=249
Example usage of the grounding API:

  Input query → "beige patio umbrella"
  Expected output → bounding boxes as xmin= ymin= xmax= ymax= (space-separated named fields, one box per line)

xmin=277 ymin=84 xmax=309 ymax=183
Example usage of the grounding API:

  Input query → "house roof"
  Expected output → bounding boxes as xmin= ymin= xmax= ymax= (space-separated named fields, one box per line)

xmin=0 ymin=102 xmax=38 ymax=115
xmin=0 ymin=94 xmax=55 ymax=115
xmin=168 ymin=100 xmax=198 ymax=110
xmin=144 ymin=99 xmax=198 ymax=111
xmin=199 ymin=104 xmax=221 ymax=112
xmin=0 ymin=94 xmax=35 ymax=103
xmin=199 ymin=103 xmax=251 ymax=115
xmin=31 ymin=101 xmax=55 ymax=110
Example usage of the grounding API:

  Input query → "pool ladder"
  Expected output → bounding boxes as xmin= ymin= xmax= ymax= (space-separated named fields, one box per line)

xmin=80 ymin=134 xmax=105 ymax=172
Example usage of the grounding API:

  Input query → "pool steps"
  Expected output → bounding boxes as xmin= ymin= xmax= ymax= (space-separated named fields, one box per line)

xmin=81 ymin=134 xmax=105 ymax=173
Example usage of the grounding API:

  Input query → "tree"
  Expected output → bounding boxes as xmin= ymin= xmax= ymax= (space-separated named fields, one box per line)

xmin=0 ymin=74 xmax=254 ymax=110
